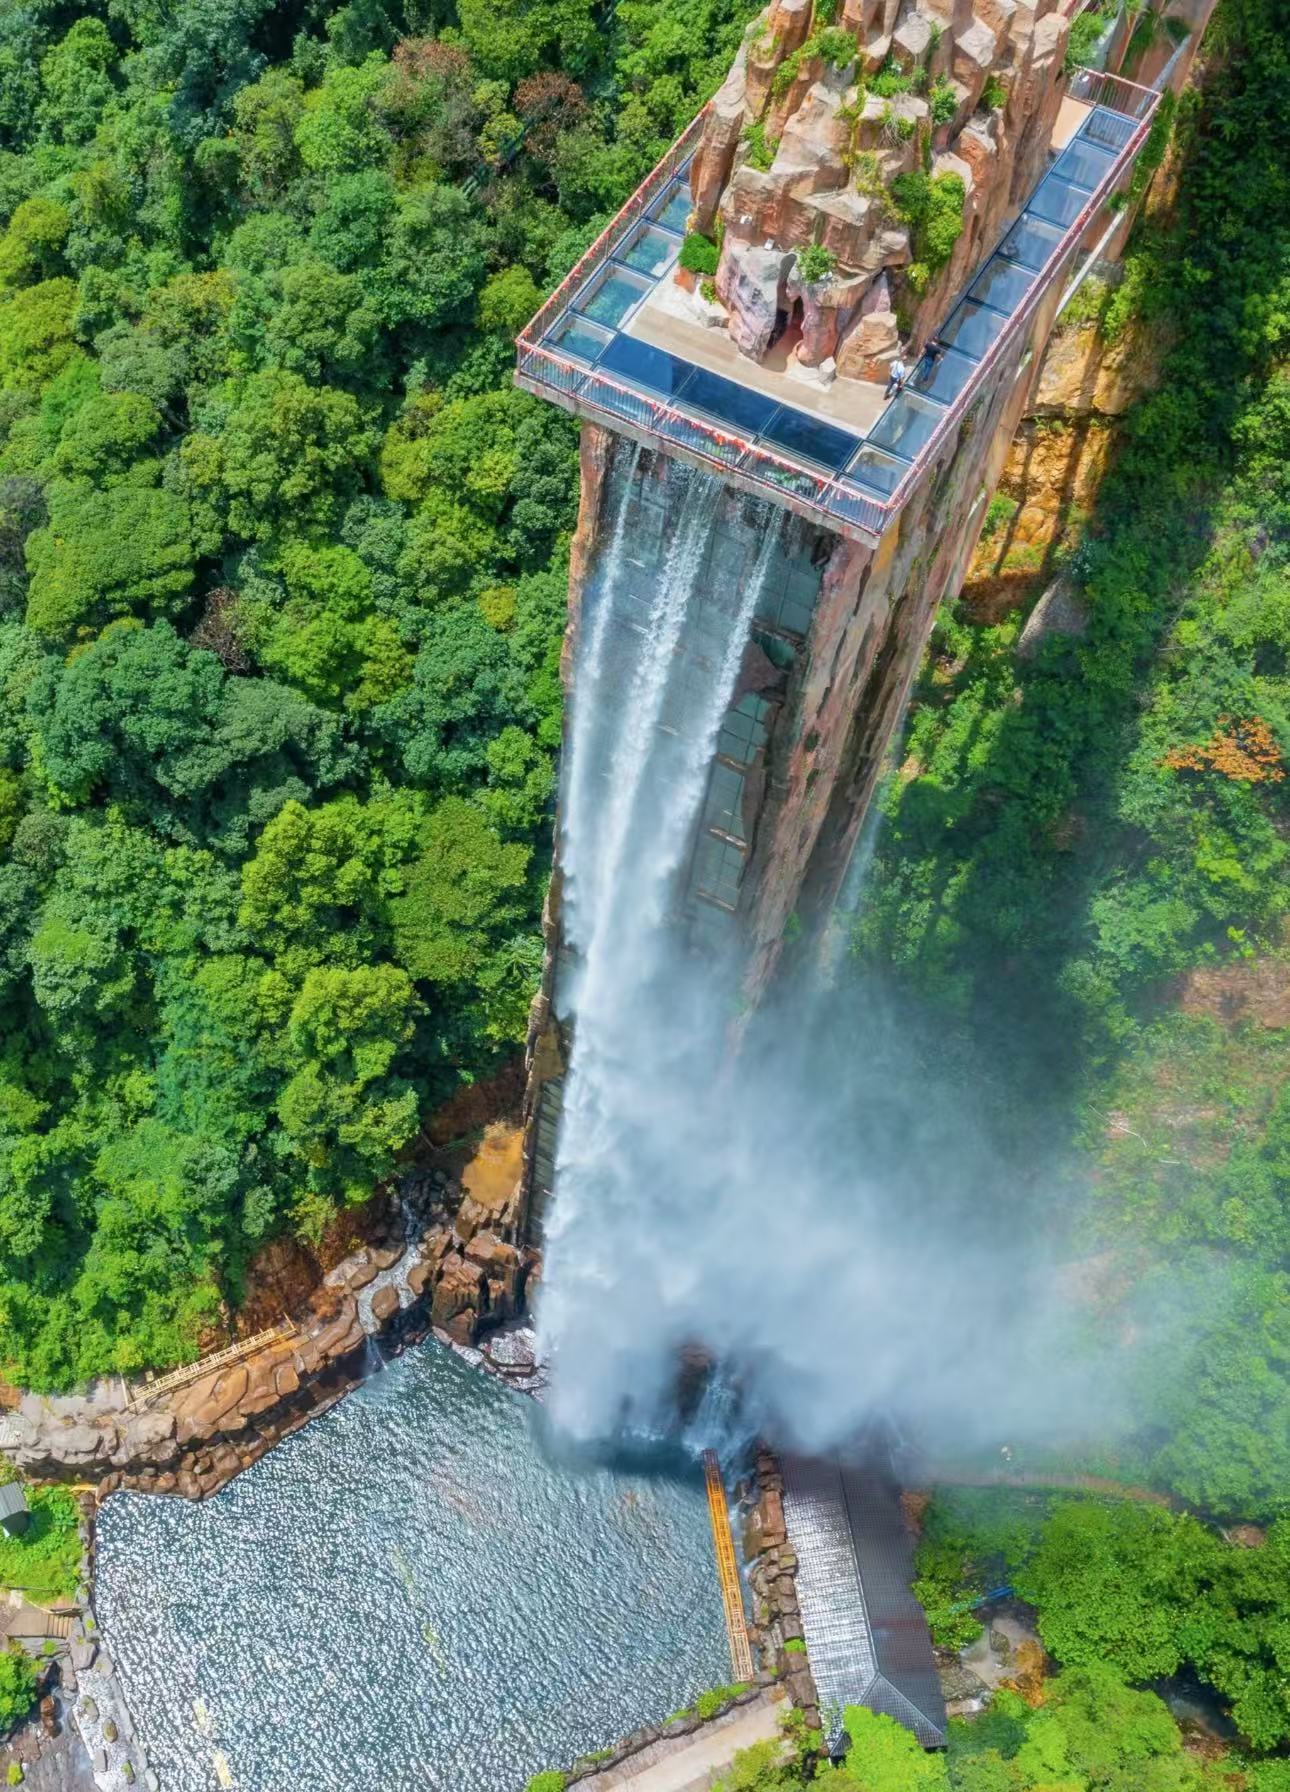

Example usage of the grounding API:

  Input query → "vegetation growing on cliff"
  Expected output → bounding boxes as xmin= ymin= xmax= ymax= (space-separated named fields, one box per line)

xmin=857 ymin=0 xmax=1290 ymax=1524
xmin=0 ymin=0 xmax=760 ymax=1390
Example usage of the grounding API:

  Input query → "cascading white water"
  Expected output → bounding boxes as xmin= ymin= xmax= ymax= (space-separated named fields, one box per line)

xmin=539 ymin=455 xmax=785 ymax=1439
xmin=537 ymin=446 xmax=1124 ymax=1464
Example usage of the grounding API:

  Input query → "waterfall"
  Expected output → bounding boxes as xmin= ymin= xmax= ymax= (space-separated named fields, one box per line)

xmin=539 ymin=454 xmax=785 ymax=1440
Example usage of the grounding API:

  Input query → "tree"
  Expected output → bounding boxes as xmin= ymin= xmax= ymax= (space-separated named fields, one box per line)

xmin=0 ymin=278 xmax=78 ymax=392
xmin=275 ymin=963 xmax=421 ymax=1206
xmin=389 ymin=795 xmax=531 ymax=989
xmin=24 ymin=483 xmax=194 ymax=637
xmin=456 ymin=0 xmax=599 ymax=82
xmin=0 ymin=1645 xmax=36 ymax=1734
xmin=239 ymin=794 xmax=415 ymax=973
xmin=828 ymin=1709 xmax=948 ymax=1791
xmin=181 ymin=371 xmax=373 ymax=543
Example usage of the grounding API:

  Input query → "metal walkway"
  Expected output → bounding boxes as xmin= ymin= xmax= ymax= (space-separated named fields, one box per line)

xmin=782 ymin=1452 xmax=946 ymax=1751
xmin=703 ymin=1450 xmax=754 ymax=1682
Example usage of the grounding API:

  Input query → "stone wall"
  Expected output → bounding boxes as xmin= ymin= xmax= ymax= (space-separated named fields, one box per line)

xmin=739 ymin=1449 xmax=823 ymax=1726
xmin=2 ymin=1178 xmax=532 ymax=1501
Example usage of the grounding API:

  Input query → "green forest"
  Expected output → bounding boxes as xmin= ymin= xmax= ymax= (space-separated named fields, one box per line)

xmin=0 ymin=0 xmax=759 ymax=1386
xmin=857 ymin=0 xmax=1289 ymax=1527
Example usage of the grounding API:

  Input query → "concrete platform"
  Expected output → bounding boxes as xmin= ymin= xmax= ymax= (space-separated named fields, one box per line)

xmin=627 ymin=284 xmax=888 ymax=436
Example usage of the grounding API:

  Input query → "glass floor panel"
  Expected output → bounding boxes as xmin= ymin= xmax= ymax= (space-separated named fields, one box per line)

xmin=938 ymin=297 xmax=1009 ymax=361
xmin=1083 ymin=104 xmax=1137 ymax=151
xmin=1028 ymin=169 xmax=1091 ymax=229
xmin=869 ymin=391 xmax=941 ymax=461
xmin=681 ymin=365 xmax=779 ymax=436
xmin=653 ymin=184 xmax=693 ymax=233
xmin=551 ymin=315 xmax=612 ymax=363
xmin=906 ymin=343 xmax=978 ymax=405
xmin=1053 ymin=133 xmax=1118 ymax=192
xmin=620 ymin=222 xmax=680 ymax=278
xmin=598 ymin=330 xmax=692 ymax=398
xmin=845 ymin=445 xmax=907 ymax=498
xmin=968 ymin=253 xmax=1034 ymax=314
xmin=761 ymin=405 xmax=859 ymax=473
xmin=1000 ymin=212 xmax=1065 ymax=272
xmin=576 ymin=265 xmax=651 ymax=328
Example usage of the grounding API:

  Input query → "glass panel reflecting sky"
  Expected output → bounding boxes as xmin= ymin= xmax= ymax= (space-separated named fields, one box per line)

xmin=1000 ymin=213 xmax=1064 ymax=272
xmin=968 ymin=254 xmax=1035 ymax=313
xmin=576 ymin=266 xmax=651 ymax=328
xmin=1027 ymin=171 xmax=1089 ymax=229
xmin=620 ymin=223 xmax=679 ymax=277
xmin=907 ymin=344 xmax=977 ymax=405
xmin=939 ymin=298 xmax=1009 ymax=359
xmin=553 ymin=316 xmax=612 ymax=363
xmin=1053 ymin=134 xmax=1117 ymax=192
xmin=654 ymin=185 xmax=692 ymax=233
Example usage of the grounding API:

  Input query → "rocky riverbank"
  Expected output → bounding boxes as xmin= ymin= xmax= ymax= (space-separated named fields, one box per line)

xmin=739 ymin=1450 xmax=822 ymax=1729
xmin=1 ymin=1163 xmax=534 ymax=1502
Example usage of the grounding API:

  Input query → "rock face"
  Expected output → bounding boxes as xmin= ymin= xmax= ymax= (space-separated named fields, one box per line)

xmin=3 ymin=1179 xmax=533 ymax=1501
xmin=691 ymin=0 xmax=1071 ymax=381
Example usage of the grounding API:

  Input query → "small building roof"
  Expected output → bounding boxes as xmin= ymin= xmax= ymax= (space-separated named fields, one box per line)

xmin=0 ymin=1482 xmax=29 ymax=1525
xmin=782 ymin=1441 xmax=948 ymax=1752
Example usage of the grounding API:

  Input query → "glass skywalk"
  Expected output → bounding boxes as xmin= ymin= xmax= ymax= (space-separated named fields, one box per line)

xmin=517 ymin=69 xmax=1160 ymax=541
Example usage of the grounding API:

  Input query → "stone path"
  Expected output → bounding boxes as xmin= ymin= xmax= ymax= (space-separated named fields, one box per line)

xmin=580 ymin=1696 xmax=788 ymax=1791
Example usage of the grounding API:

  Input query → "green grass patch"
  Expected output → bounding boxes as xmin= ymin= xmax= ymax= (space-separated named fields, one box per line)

xmin=0 ymin=1486 xmax=81 ymax=1602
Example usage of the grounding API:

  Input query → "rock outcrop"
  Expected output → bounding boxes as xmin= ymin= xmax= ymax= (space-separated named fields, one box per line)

xmin=1 ymin=1179 xmax=533 ymax=1502
xmin=687 ymin=0 xmax=1072 ymax=383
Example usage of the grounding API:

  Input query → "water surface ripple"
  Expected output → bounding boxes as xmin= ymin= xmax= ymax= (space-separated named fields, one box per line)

xmin=94 ymin=1340 xmax=729 ymax=1792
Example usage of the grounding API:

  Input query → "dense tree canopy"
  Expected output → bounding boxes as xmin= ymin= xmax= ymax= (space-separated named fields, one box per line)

xmin=0 ymin=0 xmax=759 ymax=1386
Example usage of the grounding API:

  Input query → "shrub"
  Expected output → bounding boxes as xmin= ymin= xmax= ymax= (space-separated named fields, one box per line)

xmin=743 ymin=119 xmax=778 ymax=172
xmin=525 ymin=1775 xmax=566 ymax=1792
xmin=872 ymin=60 xmax=913 ymax=97
xmin=783 ymin=1636 xmax=807 ymax=1653
xmin=980 ymin=73 xmax=1008 ymax=111
xmin=890 ymin=169 xmax=965 ymax=283
xmin=0 ymin=1650 xmax=35 ymax=1737
xmin=6 ymin=1764 xmax=23 ymax=1785
xmin=796 ymin=241 xmax=837 ymax=283
xmin=929 ymin=77 xmax=958 ymax=125
xmin=679 ymin=233 xmax=719 ymax=276
xmin=982 ymin=493 xmax=1019 ymax=540
xmin=1065 ymin=6 xmax=1107 ymax=69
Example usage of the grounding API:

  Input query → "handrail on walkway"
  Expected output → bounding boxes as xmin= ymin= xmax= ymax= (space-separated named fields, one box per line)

xmin=126 ymin=1319 xmax=298 ymax=1411
xmin=704 ymin=1449 xmax=756 ymax=1683
xmin=517 ymin=69 xmax=1160 ymax=545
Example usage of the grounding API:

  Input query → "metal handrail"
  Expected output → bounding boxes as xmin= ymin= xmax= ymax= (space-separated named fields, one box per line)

xmin=518 ymin=76 xmax=1159 ymax=540
xmin=518 ymin=108 xmax=710 ymax=349
xmin=873 ymin=81 xmax=1159 ymax=518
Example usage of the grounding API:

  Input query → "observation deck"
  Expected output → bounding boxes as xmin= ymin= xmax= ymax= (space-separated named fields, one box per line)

xmin=516 ymin=68 xmax=1159 ymax=547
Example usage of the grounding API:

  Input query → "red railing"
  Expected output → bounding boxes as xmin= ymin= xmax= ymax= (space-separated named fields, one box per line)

xmin=518 ymin=110 xmax=709 ymax=350
xmin=517 ymin=72 xmax=1160 ymax=543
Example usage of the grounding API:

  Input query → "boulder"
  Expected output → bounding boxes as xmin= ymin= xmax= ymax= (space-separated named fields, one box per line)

xmin=369 ymin=1284 xmax=401 ymax=1326
xmin=1017 ymin=575 xmax=1088 ymax=658
xmin=405 ymin=1257 xmax=435 ymax=1299
xmin=431 ymin=1256 xmax=485 ymax=1344
xmin=343 ymin=1254 xmax=379 ymax=1292
xmin=717 ymin=242 xmax=793 ymax=360
xmin=369 ymin=1241 xmax=405 ymax=1272
xmin=836 ymin=303 xmax=899 ymax=379
xmin=892 ymin=10 xmax=933 ymax=66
